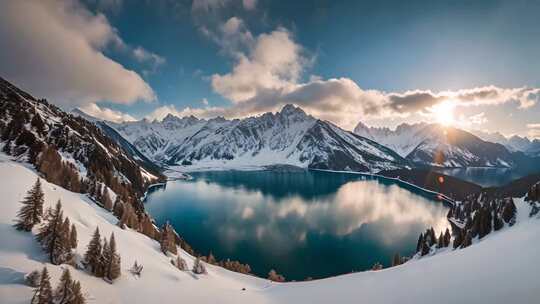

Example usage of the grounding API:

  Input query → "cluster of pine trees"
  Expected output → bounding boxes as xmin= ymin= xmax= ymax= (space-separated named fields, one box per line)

xmin=416 ymin=227 xmax=451 ymax=256
xmin=30 ymin=267 xmax=85 ymax=304
xmin=84 ymin=227 xmax=121 ymax=282
xmin=526 ymin=182 xmax=540 ymax=217
xmin=415 ymin=192 xmax=517 ymax=256
xmin=36 ymin=200 xmax=78 ymax=265
xmin=267 ymin=269 xmax=285 ymax=282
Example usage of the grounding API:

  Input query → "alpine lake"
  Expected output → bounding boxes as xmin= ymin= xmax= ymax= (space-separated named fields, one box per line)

xmin=145 ymin=169 xmax=452 ymax=281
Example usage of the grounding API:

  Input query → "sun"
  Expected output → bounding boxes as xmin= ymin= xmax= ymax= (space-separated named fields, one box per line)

xmin=433 ymin=101 xmax=456 ymax=126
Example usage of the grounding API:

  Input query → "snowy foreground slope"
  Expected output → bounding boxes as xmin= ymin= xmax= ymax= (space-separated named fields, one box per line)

xmin=1 ymin=156 xmax=539 ymax=303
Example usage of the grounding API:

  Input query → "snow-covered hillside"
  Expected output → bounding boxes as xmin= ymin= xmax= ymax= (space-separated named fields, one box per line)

xmin=1 ymin=154 xmax=539 ymax=304
xmin=109 ymin=105 xmax=408 ymax=172
xmin=354 ymin=121 xmax=517 ymax=168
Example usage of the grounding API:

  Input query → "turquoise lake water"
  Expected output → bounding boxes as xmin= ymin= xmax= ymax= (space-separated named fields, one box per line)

xmin=145 ymin=170 xmax=449 ymax=280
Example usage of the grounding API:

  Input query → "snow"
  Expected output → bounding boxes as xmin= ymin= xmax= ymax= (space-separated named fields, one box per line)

xmin=110 ymin=105 xmax=406 ymax=173
xmin=1 ymin=154 xmax=539 ymax=303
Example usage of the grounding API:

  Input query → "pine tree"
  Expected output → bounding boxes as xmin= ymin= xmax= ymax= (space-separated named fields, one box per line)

xmin=453 ymin=230 xmax=464 ymax=249
xmin=100 ymin=237 xmax=109 ymax=278
xmin=461 ymin=231 xmax=473 ymax=248
xmin=54 ymin=268 xmax=73 ymax=304
xmin=84 ymin=227 xmax=102 ymax=275
xmin=112 ymin=196 xmax=124 ymax=218
xmin=104 ymin=233 xmax=121 ymax=281
xmin=437 ymin=232 xmax=444 ymax=248
xmin=502 ymin=198 xmax=517 ymax=225
xmin=14 ymin=178 xmax=44 ymax=231
xmin=160 ymin=222 xmax=177 ymax=255
xmin=268 ymin=269 xmax=285 ymax=282
xmin=69 ymin=223 xmax=78 ymax=249
xmin=102 ymin=188 xmax=113 ymax=211
xmin=25 ymin=270 xmax=41 ymax=287
xmin=391 ymin=253 xmax=401 ymax=267
xmin=173 ymin=255 xmax=187 ymax=271
xmin=192 ymin=257 xmax=207 ymax=274
xmin=36 ymin=200 xmax=71 ymax=264
xmin=32 ymin=267 xmax=53 ymax=304
xmin=443 ymin=228 xmax=451 ymax=247
xmin=71 ymin=281 xmax=85 ymax=304
xmin=421 ymin=239 xmax=430 ymax=256
xmin=416 ymin=233 xmax=423 ymax=253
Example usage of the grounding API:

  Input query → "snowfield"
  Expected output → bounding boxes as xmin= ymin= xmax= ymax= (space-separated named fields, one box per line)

xmin=1 ymin=155 xmax=539 ymax=303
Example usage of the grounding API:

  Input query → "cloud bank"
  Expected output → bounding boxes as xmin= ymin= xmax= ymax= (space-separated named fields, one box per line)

xmin=0 ymin=0 xmax=157 ymax=108
xmin=161 ymin=15 xmax=540 ymax=130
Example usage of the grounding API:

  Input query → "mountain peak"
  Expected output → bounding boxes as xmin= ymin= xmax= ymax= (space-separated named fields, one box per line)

xmin=280 ymin=104 xmax=306 ymax=117
xmin=162 ymin=113 xmax=179 ymax=122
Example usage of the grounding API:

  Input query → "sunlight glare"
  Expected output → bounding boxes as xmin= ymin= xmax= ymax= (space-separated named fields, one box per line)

xmin=433 ymin=101 xmax=456 ymax=126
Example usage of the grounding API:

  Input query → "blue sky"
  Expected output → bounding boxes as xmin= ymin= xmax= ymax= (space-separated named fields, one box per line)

xmin=1 ymin=0 xmax=540 ymax=137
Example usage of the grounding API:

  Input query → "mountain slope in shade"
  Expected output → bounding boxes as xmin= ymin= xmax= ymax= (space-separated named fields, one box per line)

xmin=354 ymin=122 xmax=516 ymax=168
xmin=0 ymin=76 xmax=164 ymax=196
xmin=110 ymin=105 xmax=409 ymax=172
xmin=71 ymin=109 xmax=162 ymax=175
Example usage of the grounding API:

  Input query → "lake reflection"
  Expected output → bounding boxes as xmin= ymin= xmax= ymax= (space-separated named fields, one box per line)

xmin=145 ymin=170 xmax=449 ymax=280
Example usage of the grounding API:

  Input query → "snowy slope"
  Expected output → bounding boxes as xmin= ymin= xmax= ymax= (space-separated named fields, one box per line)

xmin=354 ymin=122 xmax=517 ymax=168
xmin=110 ymin=105 xmax=409 ymax=173
xmin=0 ymin=154 xmax=270 ymax=304
xmin=1 ymin=154 xmax=539 ymax=304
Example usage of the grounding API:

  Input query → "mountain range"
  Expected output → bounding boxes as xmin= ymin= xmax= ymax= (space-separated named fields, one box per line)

xmin=354 ymin=121 xmax=532 ymax=168
xmin=107 ymin=105 xmax=408 ymax=172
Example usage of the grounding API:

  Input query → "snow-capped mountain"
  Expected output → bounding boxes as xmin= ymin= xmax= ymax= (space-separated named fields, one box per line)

xmin=0 ymin=76 xmax=164 ymax=197
xmin=472 ymin=130 xmax=540 ymax=156
xmin=354 ymin=122 xmax=516 ymax=168
xmin=109 ymin=105 xmax=409 ymax=172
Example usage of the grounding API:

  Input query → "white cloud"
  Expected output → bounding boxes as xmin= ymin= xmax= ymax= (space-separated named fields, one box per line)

xmin=527 ymin=123 xmax=540 ymax=129
xmin=133 ymin=46 xmax=166 ymax=67
xmin=211 ymin=27 xmax=306 ymax=102
xmin=0 ymin=0 xmax=155 ymax=108
xmin=145 ymin=104 xmax=226 ymax=121
xmin=79 ymin=103 xmax=136 ymax=123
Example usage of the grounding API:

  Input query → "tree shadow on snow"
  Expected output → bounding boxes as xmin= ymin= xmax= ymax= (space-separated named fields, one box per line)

xmin=0 ymin=267 xmax=27 ymax=285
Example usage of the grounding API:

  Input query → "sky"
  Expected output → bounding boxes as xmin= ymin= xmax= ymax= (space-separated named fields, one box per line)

xmin=1 ymin=0 xmax=540 ymax=138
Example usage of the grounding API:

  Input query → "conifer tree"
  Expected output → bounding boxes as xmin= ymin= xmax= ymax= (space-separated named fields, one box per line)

xmin=84 ymin=227 xmax=102 ymax=275
xmin=36 ymin=200 xmax=71 ymax=264
xmin=421 ymin=239 xmax=430 ymax=256
xmin=14 ymin=178 xmax=44 ymax=231
xmin=102 ymin=188 xmax=113 ymax=211
xmin=416 ymin=233 xmax=423 ymax=253
xmin=112 ymin=196 xmax=124 ymax=218
xmin=502 ymin=198 xmax=517 ymax=225
xmin=32 ymin=267 xmax=53 ymax=304
xmin=71 ymin=281 xmax=85 ymax=304
xmin=192 ymin=256 xmax=207 ymax=274
xmin=25 ymin=270 xmax=41 ymax=287
xmin=104 ymin=233 xmax=121 ymax=281
xmin=160 ymin=222 xmax=177 ymax=255
xmin=69 ymin=223 xmax=78 ymax=249
xmin=437 ymin=232 xmax=444 ymax=248
xmin=453 ymin=230 xmax=464 ymax=249
xmin=391 ymin=253 xmax=401 ymax=266
xmin=54 ymin=268 xmax=73 ymax=304
xmin=173 ymin=255 xmax=187 ymax=271
xmin=443 ymin=228 xmax=451 ymax=247
xmin=461 ymin=231 xmax=473 ymax=248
